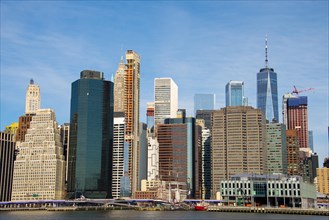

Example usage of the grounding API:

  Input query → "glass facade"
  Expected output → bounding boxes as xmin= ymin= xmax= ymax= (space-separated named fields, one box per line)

xmin=68 ymin=70 xmax=113 ymax=199
xmin=257 ymin=67 xmax=279 ymax=123
xmin=194 ymin=94 xmax=215 ymax=115
xmin=225 ymin=81 xmax=244 ymax=107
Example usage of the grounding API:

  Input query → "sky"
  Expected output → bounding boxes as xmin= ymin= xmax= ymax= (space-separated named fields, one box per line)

xmin=1 ymin=1 xmax=328 ymax=164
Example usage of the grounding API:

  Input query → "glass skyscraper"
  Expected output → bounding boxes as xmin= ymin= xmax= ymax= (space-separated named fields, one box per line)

xmin=68 ymin=70 xmax=114 ymax=199
xmin=225 ymin=80 xmax=244 ymax=107
xmin=194 ymin=94 xmax=215 ymax=115
xmin=257 ymin=38 xmax=279 ymax=123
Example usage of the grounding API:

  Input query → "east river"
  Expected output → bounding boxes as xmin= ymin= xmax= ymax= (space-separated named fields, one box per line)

xmin=1 ymin=210 xmax=327 ymax=220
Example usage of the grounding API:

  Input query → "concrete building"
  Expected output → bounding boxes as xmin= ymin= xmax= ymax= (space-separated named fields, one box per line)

xmin=316 ymin=168 xmax=329 ymax=195
xmin=25 ymin=79 xmax=40 ymax=115
xmin=286 ymin=130 xmax=301 ymax=176
xmin=125 ymin=50 xmax=141 ymax=196
xmin=211 ymin=106 xmax=266 ymax=198
xmin=11 ymin=109 xmax=65 ymax=201
xmin=0 ymin=132 xmax=16 ymax=201
xmin=112 ymin=113 xmax=125 ymax=199
xmin=266 ymin=123 xmax=287 ymax=174
xmin=154 ymin=78 xmax=178 ymax=125
xmin=68 ymin=70 xmax=114 ymax=199
xmin=114 ymin=57 xmax=126 ymax=112
xmin=220 ymin=174 xmax=316 ymax=208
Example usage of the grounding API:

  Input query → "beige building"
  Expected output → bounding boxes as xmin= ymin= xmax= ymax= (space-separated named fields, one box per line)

xmin=316 ymin=168 xmax=329 ymax=195
xmin=114 ymin=57 xmax=126 ymax=112
xmin=11 ymin=109 xmax=65 ymax=201
xmin=25 ymin=79 xmax=40 ymax=115
xmin=211 ymin=106 xmax=266 ymax=198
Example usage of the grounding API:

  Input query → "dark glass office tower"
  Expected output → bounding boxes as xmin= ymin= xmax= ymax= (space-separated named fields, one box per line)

xmin=68 ymin=70 xmax=114 ymax=199
xmin=257 ymin=37 xmax=279 ymax=123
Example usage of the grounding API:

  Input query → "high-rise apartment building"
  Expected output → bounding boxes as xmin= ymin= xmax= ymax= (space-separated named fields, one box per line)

xmin=11 ymin=109 xmax=65 ymax=200
xmin=266 ymin=123 xmax=287 ymax=174
xmin=112 ymin=112 xmax=125 ymax=199
xmin=211 ymin=106 xmax=266 ymax=197
xmin=282 ymin=93 xmax=296 ymax=126
xmin=154 ymin=78 xmax=178 ymax=125
xmin=286 ymin=130 xmax=301 ymax=175
xmin=194 ymin=94 xmax=215 ymax=115
xmin=286 ymin=96 xmax=309 ymax=149
xmin=114 ymin=57 xmax=126 ymax=112
xmin=257 ymin=38 xmax=279 ymax=123
xmin=25 ymin=79 xmax=40 ymax=115
xmin=225 ymin=81 xmax=245 ymax=107
xmin=316 ymin=167 xmax=329 ymax=195
xmin=125 ymin=50 xmax=140 ymax=195
xmin=0 ymin=132 xmax=15 ymax=201
xmin=68 ymin=70 xmax=114 ymax=199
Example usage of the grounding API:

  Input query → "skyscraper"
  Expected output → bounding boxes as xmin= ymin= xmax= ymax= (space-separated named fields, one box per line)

xmin=257 ymin=37 xmax=279 ymax=123
xmin=286 ymin=96 xmax=309 ymax=149
xmin=60 ymin=123 xmax=70 ymax=182
xmin=286 ymin=130 xmax=301 ymax=175
xmin=225 ymin=81 xmax=245 ymax=107
xmin=114 ymin=57 xmax=126 ymax=112
xmin=112 ymin=112 xmax=125 ymax=199
xmin=0 ymin=132 xmax=15 ymax=201
xmin=146 ymin=102 xmax=155 ymax=130
xmin=125 ymin=50 xmax=140 ymax=195
xmin=25 ymin=79 xmax=40 ymax=115
xmin=211 ymin=106 xmax=266 ymax=197
xmin=154 ymin=78 xmax=178 ymax=125
xmin=194 ymin=94 xmax=215 ymax=115
xmin=11 ymin=109 xmax=65 ymax=201
xmin=68 ymin=70 xmax=114 ymax=199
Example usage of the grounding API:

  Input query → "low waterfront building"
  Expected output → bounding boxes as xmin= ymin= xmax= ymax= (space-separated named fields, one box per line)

xmin=220 ymin=174 xmax=316 ymax=209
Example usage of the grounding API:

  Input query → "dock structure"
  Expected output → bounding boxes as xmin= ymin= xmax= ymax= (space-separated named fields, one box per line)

xmin=207 ymin=206 xmax=329 ymax=216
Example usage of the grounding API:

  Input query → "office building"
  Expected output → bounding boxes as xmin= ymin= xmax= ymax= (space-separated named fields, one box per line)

xmin=0 ymin=132 xmax=15 ymax=201
xmin=154 ymin=78 xmax=178 ymax=125
xmin=194 ymin=94 xmax=215 ymax=115
xmin=308 ymin=131 xmax=314 ymax=151
xmin=68 ymin=70 xmax=114 ymax=199
xmin=114 ymin=57 xmax=126 ymax=112
xmin=196 ymin=110 xmax=214 ymax=130
xmin=286 ymin=130 xmax=301 ymax=176
xmin=138 ymin=123 xmax=148 ymax=190
xmin=266 ymin=123 xmax=287 ymax=174
xmin=11 ymin=109 xmax=65 ymax=201
xmin=60 ymin=123 xmax=70 ymax=182
xmin=147 ymin=133 xmax=159 ymax=181
xmin=225 ymin=81 xmax=245 ymax=107
xmin=257 ymin=37 xmax=279 ymax=123
xmin=212 ymin=106 xmax=266 ymax=198
xmin=112 ymin=112 xmax=125 ymax=199
xmin=286 ymin=96 xmax=309 ymax=149
xmin=316 ymin=167 xmax=329 ymax=195
xmin=25 ymin=79 xmax=40 ymax=115
xmin=124 ymin=50 xmax=141 ymax=196
xmin=302 ymin=153 xmax=318 ymax=183
xmin=146 ymin=102 xmax=155 ymax=130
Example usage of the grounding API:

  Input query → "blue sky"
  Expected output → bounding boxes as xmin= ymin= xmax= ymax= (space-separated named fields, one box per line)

xmin=1 ymin=1 xmax=328 ymax=164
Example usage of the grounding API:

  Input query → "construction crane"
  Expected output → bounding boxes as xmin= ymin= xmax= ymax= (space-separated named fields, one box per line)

xmin=292 ymin=85 xmax=315 ymax=95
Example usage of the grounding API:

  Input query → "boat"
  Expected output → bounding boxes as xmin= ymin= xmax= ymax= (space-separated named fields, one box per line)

xmin=195 ymin=203 xmax=207 ymax=211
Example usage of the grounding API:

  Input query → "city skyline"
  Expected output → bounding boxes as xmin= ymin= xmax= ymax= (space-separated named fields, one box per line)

xmin=1 ymin=1 xmax=328 ymax=164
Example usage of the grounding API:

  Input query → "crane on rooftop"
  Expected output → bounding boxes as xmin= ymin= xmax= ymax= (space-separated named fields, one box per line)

xmin=292 ymin=85 xmax=315 ymax=96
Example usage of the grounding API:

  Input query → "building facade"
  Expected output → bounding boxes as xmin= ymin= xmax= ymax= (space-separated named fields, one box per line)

xmin=266 ymin=123 xmax=287 ymax=174
xmin=257 ymin=38 xmax=279 ymax=123
xmin=25 ymin=79 xmax=40 ymax=115
xmin=60 ymin=123 xmax=70 ymax=182
xmin=154 ymin=78 xmax=178 ymax=125
xmin=146 ymin=102 xmax=155 ymax=130
xmin=286 ymin=130 xmax=301 ymax=176
xmin=316 ymin=168 xmax=329 ymax=195
xmin=225 ymin=80 xmax=245 ymax=107
xmin=11 ymin=109 xmax=65 ymax=201
xmin=212 ymin=106 xmax=266 ymax=198
xmin=194 ymin=93 xmax=215 ymax=115
xmin=114 ymin=57 xmax=126 ymax=112
xmin=125 ymin=50 xmax=141 ymax=196
xmin=68 ymin=70 xmax=114 ymax=199
xmin=0 ymin=132 xmax=16 ymax=201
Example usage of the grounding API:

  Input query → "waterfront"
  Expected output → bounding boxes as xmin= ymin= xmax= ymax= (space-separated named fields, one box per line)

xmin=1 ymin=210 xmax=328 ymax=220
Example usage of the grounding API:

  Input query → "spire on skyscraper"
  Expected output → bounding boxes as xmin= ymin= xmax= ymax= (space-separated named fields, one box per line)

xmin=265 ymin=34 xmax=269 ymax=68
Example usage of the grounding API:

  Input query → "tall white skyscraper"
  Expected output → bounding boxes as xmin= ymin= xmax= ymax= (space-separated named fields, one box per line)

xmin=25 ymin=79 xmax=40 ymax=114
xmin=114 ymin=57 xmax=126 ymax=112
xmin=11 ymin=109 xmax=65 ymax=201
xmin=154 ymin=78 xmax=178 ymax=125
xmin=112 ymin=113 xmax=125 ymax=198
